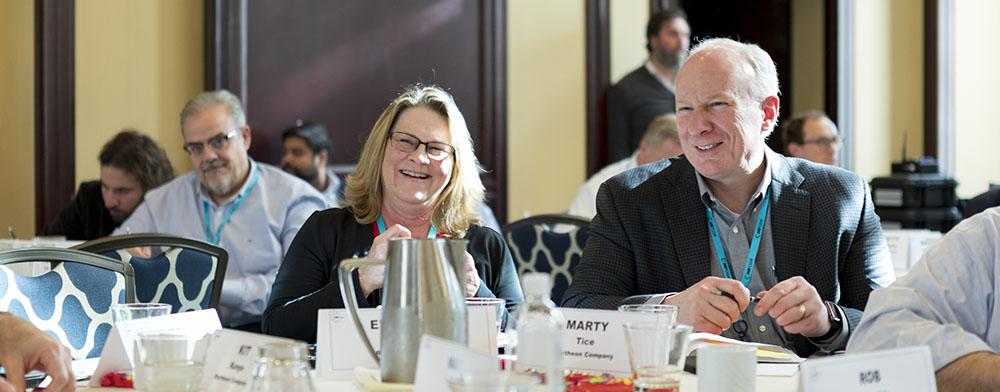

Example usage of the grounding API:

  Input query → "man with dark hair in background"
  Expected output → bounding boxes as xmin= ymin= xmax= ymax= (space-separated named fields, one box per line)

xmin=781 ymin=111 xmax=840 ymax=166
xmin=606 ymin=8 xmax=690 ymax=163
xmin=280 ymin=120 xmax=343 ymax=207
xmin=45 ymin=129 xmax=175 ymax=240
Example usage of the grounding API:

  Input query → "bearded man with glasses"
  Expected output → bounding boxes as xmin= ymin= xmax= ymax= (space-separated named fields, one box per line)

xmin=115 ymin=90 xmax=326 ymax=332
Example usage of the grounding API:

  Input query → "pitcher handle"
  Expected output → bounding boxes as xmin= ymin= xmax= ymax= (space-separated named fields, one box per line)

xmin=338 ymin=257 xmax=385 ymax=364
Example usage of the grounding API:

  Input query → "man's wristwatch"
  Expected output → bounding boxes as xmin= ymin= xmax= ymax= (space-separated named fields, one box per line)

xmin=815 ymin=301 xmax=843 ymax=341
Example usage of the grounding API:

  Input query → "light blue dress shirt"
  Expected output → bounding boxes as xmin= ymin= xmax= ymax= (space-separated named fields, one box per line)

xmin=848 ymin=207 xmax=1000 ymax=370
xmin=115 ymin=160 xmax=327 ymax=326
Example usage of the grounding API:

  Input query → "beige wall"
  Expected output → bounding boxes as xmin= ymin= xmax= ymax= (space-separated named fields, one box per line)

xmin=852 ymin=0 xmax=923 ymax=180
xmin=507 ymin=0 xmax=586 ymax=221
xmin=0 ymin=1 xmax=36 ymax=236
xmin=610 ymin=0 xmax=649 ymax=83
xmin=954 ymin=0 xmax=1000 ymax=197
xmin=75 ymin=0 xmax=203 ymax=184
xmin=790 ymin=0 xmax=825 ymax=114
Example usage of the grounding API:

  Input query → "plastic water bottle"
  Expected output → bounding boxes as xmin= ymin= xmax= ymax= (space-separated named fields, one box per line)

xmin=511 ymin=272 xmax=564 ymax=392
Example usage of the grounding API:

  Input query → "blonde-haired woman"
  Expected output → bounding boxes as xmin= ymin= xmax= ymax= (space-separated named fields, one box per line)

xmin=263 ymin=85 xmax=523 ymax=343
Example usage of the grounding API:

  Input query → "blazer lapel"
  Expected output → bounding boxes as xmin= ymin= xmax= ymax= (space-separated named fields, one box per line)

xmin=661 ymin=158 xmax=713 ymax=286
xmin=768 ymin=152 xmax=811 ymax=281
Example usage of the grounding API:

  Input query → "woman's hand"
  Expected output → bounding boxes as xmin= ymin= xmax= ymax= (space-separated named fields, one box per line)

xmin=463 ymin=251 xmax=481 ymax=297
xmin=360 ymin=225 xmax=412 ymax=297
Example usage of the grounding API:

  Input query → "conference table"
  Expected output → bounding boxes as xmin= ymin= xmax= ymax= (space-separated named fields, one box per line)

xmin=74 ymin=371 xmax=799 ymax=391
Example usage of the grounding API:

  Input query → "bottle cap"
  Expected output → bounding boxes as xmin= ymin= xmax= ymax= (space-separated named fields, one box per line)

xmin=521 ymin=272 xmax=551 ymax=297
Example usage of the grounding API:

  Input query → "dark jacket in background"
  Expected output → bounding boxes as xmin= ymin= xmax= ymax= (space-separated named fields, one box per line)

xmin=44 ymin=180 xmax=117 ymax=241
xmin=606 ymin=65 xmax=676 ymax=162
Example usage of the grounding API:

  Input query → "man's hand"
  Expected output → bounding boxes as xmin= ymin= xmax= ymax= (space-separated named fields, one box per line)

xmin=663 ymin=277 xmax=750 ymax=334
xmin=754 ymin=276 xmax=830 ymax=337
xmin=0 ymin=314 xmax=74 ymax=392
xmin=463 ymin=252 xmax=481 ymax=297
xmin=360 ymin=225 xmax=412 ymax=297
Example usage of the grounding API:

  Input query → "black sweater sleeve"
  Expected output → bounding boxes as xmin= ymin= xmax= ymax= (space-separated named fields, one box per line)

xmin=262 ymin=209 xmax=525 ymax=343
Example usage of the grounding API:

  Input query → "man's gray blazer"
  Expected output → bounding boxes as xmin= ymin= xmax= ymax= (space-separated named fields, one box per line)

xmin=562 ymin=151 xmax=895 ymax=356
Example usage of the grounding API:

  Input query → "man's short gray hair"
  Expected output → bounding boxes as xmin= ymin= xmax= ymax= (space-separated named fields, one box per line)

xmin=688 ymin=38 xmax=780 ymax=135
xmin=688 ymin=38 xmax=779 ymax=102
xmin=642 ymin=114 xmax=679 ymax=146
xmin=179 ymin=90 xmax=246 ymax=132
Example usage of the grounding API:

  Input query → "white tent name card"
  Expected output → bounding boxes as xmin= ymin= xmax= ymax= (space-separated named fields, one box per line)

xmin=199 ymin=329 xmax=302 ymax=392
xmin=315 ymin=306 xmax=495 ymax=380
xmin=89 ymin=309 xmax=222 ymax=387
xmin=800 ymin=346 xmax=936 ymax=392
xmin=557 ymin=308 xmax=668 ymax=376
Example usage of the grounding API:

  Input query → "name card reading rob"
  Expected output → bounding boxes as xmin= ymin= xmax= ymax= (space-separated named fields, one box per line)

xmin=799 ymin=345 xmax=936 ymax=392
xmin=557 ymin=308 xmax=666 ymax=376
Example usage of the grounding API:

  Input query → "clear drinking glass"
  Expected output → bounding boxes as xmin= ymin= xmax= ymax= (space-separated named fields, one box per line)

xmin=133 ymin=332 xmax=204 ymax=392
xmin=617 ymin=304 xmax=679 ymax=325
xmin=622 ymin=322 xmax=692 ymax=392
xmin=112 ymin=303 xmax=171 ymax=324
xmin=467 ymin=297 xmax=506 ymax=332
xmin=249 ymin=342 xmax=316 ymax=392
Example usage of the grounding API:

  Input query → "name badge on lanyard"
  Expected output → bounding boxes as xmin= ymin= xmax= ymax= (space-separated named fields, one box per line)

xmin=202 ymin=166 xmax=260 ymax=246
xmin=705 ymin=189 xmax=771 ymax=287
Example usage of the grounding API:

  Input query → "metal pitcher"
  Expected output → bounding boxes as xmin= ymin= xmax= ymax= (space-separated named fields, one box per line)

xmin=339 ymin=238 xmax=468 ymax=383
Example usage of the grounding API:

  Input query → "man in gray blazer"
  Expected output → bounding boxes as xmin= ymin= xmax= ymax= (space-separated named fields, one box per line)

xmin=564 ymin=38 xmax=894 ymax=356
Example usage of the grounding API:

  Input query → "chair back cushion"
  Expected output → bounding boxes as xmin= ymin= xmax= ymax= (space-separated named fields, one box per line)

xmin=103 ymin=248 xmax=218 ymax=312
xmin=505 ymin=222 xmax=589 ymax=304
xmin=0 ymin=263 xmax=126 ymax=359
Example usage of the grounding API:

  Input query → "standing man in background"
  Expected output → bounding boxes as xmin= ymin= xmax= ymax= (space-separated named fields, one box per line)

xmin=606 ymin=8 xmax=690 ymax=162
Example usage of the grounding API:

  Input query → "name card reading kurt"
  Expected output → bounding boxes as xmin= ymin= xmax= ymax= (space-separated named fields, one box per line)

xmin=557 ymin=308 xmax=667 ymax=376
xmin=315 ymin=306 xmax=495 ymax=380
xmin=89 ymin=309 xmax=222 ymax=387
xmin=199 ymin=329 xmax=301 ymax=392
xmin=799 ymin=346 xmax=936 ymax=392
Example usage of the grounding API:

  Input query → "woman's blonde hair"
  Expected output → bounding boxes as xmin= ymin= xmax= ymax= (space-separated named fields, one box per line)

xmin=345 ymin=85 xmax=485 ymax=236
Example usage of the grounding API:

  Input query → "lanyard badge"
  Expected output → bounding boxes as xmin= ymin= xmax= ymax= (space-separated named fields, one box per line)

xmin=202 ymin=166 xmax=261 ymax=245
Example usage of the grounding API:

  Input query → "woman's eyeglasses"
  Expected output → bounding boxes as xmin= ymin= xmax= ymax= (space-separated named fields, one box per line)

xmin=388 ymin=131 xmax=455 ymax=161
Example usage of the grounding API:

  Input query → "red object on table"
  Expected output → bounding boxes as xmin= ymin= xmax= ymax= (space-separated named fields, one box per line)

xmin=99 ymin=372 xmax=134 ymax=388
xmin=564 ymin=372 xmax=633 ymax=392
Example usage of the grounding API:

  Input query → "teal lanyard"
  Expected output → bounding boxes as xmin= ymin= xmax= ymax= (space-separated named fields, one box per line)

xmin=705 ymin=189 xmax=771 ymax=287
xmin=202 ymin=166 xmax=260 ymax=245
xmin=375 ymin=215 xmax=438 ymax=238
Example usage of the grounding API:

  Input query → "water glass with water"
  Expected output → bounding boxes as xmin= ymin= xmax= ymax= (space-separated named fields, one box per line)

xmin=112 ymin=303 xmax=171 ymax=324
xmin=133 ymin=332 xmax=205 ymax=392
xmin=249 ymin=342 xmax=316 ymax=392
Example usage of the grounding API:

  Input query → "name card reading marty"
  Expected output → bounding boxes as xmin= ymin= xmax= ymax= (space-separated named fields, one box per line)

xmin=556 ymin=308 xmax=667 ymax=376
xmin=800 ymin=346 xmax=936 ymax=392
xmin=315 ymin=306 xmax=495 ymax=380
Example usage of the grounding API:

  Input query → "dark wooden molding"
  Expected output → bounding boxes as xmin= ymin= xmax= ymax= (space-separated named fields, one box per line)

xmin=34 ymin=0 xmax=76 ymax=234
xmin=585 ymin=0 xmax=610 ymax=176
xmin=923 ymin=0 xmax=938 ymax=158
xmin=480 ymin=0 xmax=509 ymax=223
xmin=824 ymin=0 xmax=839 ymax=122
xmin=204 ymin=0 xmax=247 ymax=102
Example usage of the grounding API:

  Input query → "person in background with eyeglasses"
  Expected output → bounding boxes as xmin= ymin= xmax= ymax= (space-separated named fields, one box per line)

xmin=781 ymin=111 xmax=840 ymax=166
xmin=115 ymin=90 xmax=326 ymax=332
xmin=262 ymin=85 xmax=523 ymax=343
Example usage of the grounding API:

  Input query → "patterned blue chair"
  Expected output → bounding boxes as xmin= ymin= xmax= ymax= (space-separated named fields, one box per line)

xmin=0 ymin=248 xmax=135 ymax=359
xmin=502 ymin=214 xmax=590 ymax=305
xmin=73 ymin=234 xmax=228 ymax=313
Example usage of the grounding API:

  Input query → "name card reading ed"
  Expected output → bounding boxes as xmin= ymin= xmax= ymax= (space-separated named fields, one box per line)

xmin=557 ymin=308 xmax=669 ymax=376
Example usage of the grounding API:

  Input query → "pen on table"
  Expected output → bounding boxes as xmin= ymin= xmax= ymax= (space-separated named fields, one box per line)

xmin=713 ymin=290 xmax=760 ymax=303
